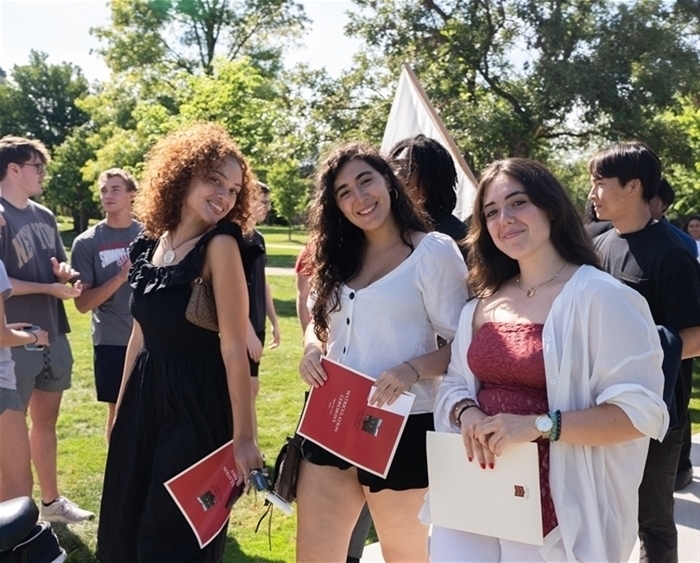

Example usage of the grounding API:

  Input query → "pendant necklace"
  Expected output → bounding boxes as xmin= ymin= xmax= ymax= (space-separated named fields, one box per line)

xmin=516 ymin=262 xmax=567 ymax=298
xmin=162 ymin=232 xmax=201 ymax=265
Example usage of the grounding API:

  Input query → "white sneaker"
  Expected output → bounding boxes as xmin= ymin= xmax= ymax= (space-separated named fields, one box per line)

xmin=40 ymin=496 xmax=95 ymax=524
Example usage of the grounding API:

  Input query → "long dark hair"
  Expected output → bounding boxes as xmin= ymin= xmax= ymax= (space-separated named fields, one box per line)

xmin=309 ymin=143 xmax=428 ymax=341
xmin=388 ymin=135 xmax=458 ymax=223
xmin=467 ymin=158 xmax=601 ymax=296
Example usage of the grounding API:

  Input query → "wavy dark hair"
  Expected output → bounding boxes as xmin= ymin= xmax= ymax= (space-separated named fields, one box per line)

xmin=467 ymin=158 xmax=601 ymax=296
xmin=309 ymin=143 xmax=428 ymax=341
xmin=388 ymin=135 xmax=458 ymax=224
xmin=135 ymin=122 xmax=257 ymax=237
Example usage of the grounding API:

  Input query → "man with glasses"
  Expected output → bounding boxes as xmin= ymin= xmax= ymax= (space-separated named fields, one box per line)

xmin=0 ymin=135 xmax=93 ymax=523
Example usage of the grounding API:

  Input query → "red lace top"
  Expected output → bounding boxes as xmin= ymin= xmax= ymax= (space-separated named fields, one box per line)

xmin=466 ymin=322 xmax=558 ymax=536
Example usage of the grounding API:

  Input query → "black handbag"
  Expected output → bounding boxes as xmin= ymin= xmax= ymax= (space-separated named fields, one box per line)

xmin=270 ymin=433 xmax=303 ymax=504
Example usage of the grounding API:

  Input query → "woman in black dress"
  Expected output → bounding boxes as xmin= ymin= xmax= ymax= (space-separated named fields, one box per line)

xmin=97 ymin=122 xmax=263 ymax=562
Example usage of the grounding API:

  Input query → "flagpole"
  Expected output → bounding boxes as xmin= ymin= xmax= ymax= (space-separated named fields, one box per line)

xmin=401 ymin=64 xmax=479 ymax=186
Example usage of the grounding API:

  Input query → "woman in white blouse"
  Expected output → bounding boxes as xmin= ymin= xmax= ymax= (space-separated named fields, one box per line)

xmin=297 ymin=143 xmax=468 ymax=562
xmin=430 ymin=158 xmax=668 ymax=562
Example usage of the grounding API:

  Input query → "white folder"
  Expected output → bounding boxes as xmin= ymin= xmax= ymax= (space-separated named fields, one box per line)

xmin=427 ymin=431 xmax=543 ymax=546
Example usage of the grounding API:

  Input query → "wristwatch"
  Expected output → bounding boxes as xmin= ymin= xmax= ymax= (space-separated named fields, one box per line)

xmin=534 ymin=414 xmax=553 ymax=439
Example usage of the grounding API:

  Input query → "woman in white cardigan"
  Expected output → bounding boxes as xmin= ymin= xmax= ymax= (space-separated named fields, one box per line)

xmin=430 ymin=158 xmax=668 ymax=562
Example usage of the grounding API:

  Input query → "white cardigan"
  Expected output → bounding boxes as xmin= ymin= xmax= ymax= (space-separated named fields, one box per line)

xmin=434 ymin=265 xmax=669 ymax=562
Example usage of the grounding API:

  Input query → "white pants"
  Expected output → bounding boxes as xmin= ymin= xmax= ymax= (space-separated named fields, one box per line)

xmin=430 ymin=526 xmax=547 ymax=562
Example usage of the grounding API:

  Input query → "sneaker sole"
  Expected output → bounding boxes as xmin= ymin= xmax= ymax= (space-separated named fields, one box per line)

xmin=52 ymin=549 xmax=67 ymax=563
xmin=41 ymin=514 xmax=95 ymax=524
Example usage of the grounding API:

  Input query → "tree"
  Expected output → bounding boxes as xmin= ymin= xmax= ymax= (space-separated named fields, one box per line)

xmin=267 ymin=159 xmax=310 ymax=240
xmin=0 ymin=51 xmax=89 ymax=149
xmin=343 ymin=0 xmax=700 ymax=171
xmin=44 ymin=127 xmax=101 ymax=233
xmin=92 ymin=0 xmax=309 ymax=76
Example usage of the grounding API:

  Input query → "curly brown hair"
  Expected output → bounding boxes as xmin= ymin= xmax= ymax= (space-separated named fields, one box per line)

xmin=134 ymin=122 xmax=257 ymax=237
xmin=308 ymin=142 xmax=429 ymax=342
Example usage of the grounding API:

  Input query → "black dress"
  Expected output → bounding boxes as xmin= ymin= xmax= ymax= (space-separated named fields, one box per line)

xmin=97 ymin=222 xmax=261 ymax=563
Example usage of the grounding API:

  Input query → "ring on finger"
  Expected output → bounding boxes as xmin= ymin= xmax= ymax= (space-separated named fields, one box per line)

xmin=484 ymin=416 xmax=493 ymax=423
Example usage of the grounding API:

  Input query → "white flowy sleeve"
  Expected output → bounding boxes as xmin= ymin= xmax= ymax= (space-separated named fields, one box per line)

xmin=416 ymin=233 xmax=468 ymax=341
xmin=434 ymin=300 xmax=481 ymax=432
xmin=586 ymin=278 xmax=669 ymax=441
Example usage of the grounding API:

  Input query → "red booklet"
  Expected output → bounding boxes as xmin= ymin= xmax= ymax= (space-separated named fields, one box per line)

xmin=297 ymin=357 xmax=415 ymax=478
xmin=164 ymin=440 xmax=243 ymax=548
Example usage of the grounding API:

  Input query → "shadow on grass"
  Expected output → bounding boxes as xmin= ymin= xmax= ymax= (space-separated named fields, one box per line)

xmin=273 ymin=298 xmax=296 ymax=318
xmin=53 ymin=523 xmax=98 ymax=563
xmin=223 ymin=536 xmax=287 ymax=563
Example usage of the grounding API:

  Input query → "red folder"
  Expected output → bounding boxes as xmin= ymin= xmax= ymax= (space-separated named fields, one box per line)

xmin=164 ymin=440 xmax=242 ymax=548
xmin=297 ymin=357 xmax=414 ymax=478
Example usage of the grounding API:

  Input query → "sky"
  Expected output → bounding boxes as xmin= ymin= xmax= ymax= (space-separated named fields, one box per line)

xmin=0 ymin=0 xmax=362 ymax=82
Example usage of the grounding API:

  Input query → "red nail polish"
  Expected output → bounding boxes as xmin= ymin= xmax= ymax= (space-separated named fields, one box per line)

xmin=489 ymin=463 xmax=494 ymax=469
xmin=468 ymin=457 xmax=472 ymax=462
xmin=480 ymin=463 xmax=485 ymax=469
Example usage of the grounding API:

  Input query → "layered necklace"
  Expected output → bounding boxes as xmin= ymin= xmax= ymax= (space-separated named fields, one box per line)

xmin=161 ymin=232 xmax=204 ymax=265
xmin=516 ymin=261 xmax=567 ymax=298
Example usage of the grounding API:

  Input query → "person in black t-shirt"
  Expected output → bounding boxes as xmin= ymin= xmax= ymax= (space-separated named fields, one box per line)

xmin=589 ymin=141 xmax=700 ymax=563
xmin=245 ymin=183 xmax=280 ymax=440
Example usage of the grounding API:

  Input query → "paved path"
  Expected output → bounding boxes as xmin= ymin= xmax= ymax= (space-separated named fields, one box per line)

xmin=362 ymin=433 xmax=700 ymax=562
xmin=266 ymin=266 xmax=296 ymax=276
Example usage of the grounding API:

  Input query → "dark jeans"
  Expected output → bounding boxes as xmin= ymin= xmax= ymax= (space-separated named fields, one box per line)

xmin=678 ymin=419 xmax=692 ymax=474
xmin=677 ymin=358 xmax=694 ymax=475
xmin=638 ymin=424 xmax=684 ymax=563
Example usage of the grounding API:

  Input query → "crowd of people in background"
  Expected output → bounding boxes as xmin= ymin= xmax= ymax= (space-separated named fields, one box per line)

xmin=0 ymin=127 xmax=698 ymax=563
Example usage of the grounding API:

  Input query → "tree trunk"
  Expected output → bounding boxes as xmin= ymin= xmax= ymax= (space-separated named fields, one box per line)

xmin=72 ymin=210 xmax=89 ymax=234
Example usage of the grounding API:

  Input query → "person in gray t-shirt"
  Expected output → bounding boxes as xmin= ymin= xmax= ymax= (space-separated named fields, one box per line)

xmin=71 ymin=169 xmax=141 ymax=439
xmin=0 ymin=135 xmax=93 ymax=523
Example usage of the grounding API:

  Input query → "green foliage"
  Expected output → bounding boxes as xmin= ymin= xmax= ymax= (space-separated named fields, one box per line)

xmin=267 ymin=159 xmax=311 ymax=240
xmin=656 ymin=96 xmax=700 ymax=217
xmin=92 ymin=0 xmax=309 ymax=76
xmin=0 ymin=51 xmax=89 ymax=149
xmin=344 ymin=0 xmax=700 ymax=172
xmin=44 ymin=127 xmax=101 ymax=233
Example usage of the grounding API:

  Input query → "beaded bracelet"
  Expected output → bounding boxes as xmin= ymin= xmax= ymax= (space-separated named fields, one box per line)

xmin=548 ymin=410 xmax=562 ymax=442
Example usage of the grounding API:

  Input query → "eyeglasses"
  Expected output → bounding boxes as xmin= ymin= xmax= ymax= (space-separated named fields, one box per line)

xmin=20 ymin=162 xmax=46 ymax=174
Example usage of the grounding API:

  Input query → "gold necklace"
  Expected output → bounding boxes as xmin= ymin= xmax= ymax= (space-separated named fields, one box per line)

xmin=516 ymin=262 xmax=567 ymax=298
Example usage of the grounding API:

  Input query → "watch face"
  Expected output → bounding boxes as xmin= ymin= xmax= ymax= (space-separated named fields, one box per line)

xmin=536 ymin=416 xmax=553 ymax=433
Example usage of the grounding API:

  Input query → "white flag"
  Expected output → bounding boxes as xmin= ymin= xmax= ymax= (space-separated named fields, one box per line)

xmin=381 ymin=64 xmax=478 ymax=220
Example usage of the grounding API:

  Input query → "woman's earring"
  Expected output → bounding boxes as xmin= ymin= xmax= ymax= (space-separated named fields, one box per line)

xmin=391 ymin=189 xmax=398 ymax=201
xmin=339 ymin=215 xmax=350 ymax=228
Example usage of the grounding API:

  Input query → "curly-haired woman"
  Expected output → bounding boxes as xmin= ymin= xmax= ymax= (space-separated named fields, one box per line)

xmin=297 ymin=143 xmax=468 ymax=562
xmin=97 ymin=122 xmax=263 ymax=563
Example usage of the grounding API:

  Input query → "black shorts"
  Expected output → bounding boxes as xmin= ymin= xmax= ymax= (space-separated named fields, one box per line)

xmin=94 ymin=345 xmax=127 ymax=404
xmin=301 ymin=412 xmax=434 ymax=493
xmin=248 ymin=330 xmax=266 ymax=378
